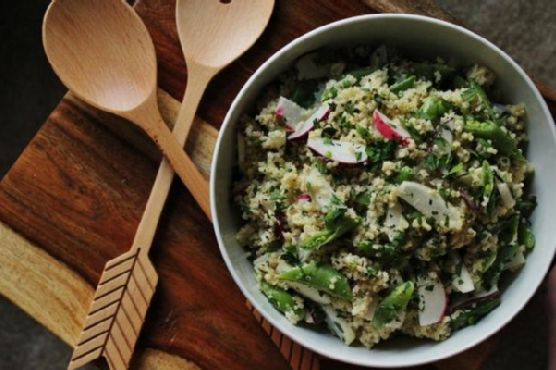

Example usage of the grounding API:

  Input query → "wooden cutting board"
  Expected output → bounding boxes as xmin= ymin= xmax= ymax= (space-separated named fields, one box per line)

xmin=0 ymin=1 xmax=554 ymax=369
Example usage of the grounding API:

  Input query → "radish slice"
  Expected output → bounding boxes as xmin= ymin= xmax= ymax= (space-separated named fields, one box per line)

xmin=417 ymin=277 xmax=447 ymax=326
xmin=452 ymin=265 xmax=475 ymax=293
xmin=398 ymin=181 xmax=463 ymax=230
xmin=497 ymin=182 xmax=515 ymax=209
xmin=295 ymin=52 xmax=328 ymax=80
xmin=297 ymin=193 xmax=312 ymax=201
xmin=372 ymin=110 xmax=411 ymax=145
xmin=288 ymin=104 xmax=329 ymax=139
xmin=275 ymin=97 xmax=304 ymax=129
xmin=307 ymin=137 xmax=367 ymax=163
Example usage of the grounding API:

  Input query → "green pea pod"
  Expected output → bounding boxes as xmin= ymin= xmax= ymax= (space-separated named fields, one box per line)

xmin=519 ymin=221 xmax=535 ymax=250
xmin=260 ymin=282 xmax=304 ymax=321
xmin=373 ymin=281 xmax=414 ymax=328
xmin=279 ymin=261 xmax=352 ymax=300
xmin=482 ymin=161 xmax=494 ymax=206
xmin=301 ymin=215 xmax=360 ymax=250
xmin=390 ymin=75 xmax=415 ymax=94
xmin=463 ymin=121 xmax=524 ymax=160
xmin=450 ymin=296 xmax=501 ymax=330
xmin=417 ymin=96 xmax=452 ymax=120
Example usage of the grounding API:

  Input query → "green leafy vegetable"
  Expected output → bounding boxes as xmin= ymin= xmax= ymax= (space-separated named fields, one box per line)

xmin=390 ymin=75 xmax=415 ymax=94
xmin=412 ymin=63 xmax=455 ymax=82
xmin=417 ymin=96 xmax=452 ymax=120
xmin=366 ymin=140 xmax=397 ymax=164
xmin=320 ymin=86 xmax=338 ymax=101
xmin=462 ymin=80 xmax=493 ymax=118
xmin=394 ymin=166 xmax=414 ymax=184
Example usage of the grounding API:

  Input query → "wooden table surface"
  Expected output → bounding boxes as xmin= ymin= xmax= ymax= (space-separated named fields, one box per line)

xmin=0 ymin=1 xmax=554 ymax=369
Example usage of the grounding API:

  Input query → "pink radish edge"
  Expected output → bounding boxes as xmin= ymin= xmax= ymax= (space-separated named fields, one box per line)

xmin=372 ymin=110 xmax=410 ymax=146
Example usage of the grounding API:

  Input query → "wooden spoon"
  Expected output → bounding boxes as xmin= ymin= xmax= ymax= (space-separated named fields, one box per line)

xmin=131 ymin=0 xmax=275 ymax=265
xmin=174 ymin=0 xmax=275 ymax=141
xmin=41 ymin=1 xmax=210 ymax=369
xmin=42 ymin=0 xmax=210 ymax=218
xmin=43 ymin=0 xmax=274 ymax=369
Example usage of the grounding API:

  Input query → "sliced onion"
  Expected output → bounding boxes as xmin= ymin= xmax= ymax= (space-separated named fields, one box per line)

xmin=307 ymin=137 xmax=367 ymax=163
xmin=275 ymin=97 xmax=304 ymax=129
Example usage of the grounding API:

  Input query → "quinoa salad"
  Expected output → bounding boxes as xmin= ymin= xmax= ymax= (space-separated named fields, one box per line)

xmin=232 ymin=45 xmax=536 ymax=348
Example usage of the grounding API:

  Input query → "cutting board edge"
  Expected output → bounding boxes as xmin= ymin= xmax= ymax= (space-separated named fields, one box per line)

xmin=0 ymin=220 xmax=201 ymax=370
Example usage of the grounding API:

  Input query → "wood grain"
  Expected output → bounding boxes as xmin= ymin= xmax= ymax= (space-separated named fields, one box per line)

xmin=68 ymin=247 xmax=158 ymax=370
xmin=1 ymin=0 xmax=555 ymax=369
xmin=43 ymin=0 xmax=211 ymax=218
xmin=0 ymin=91 xmax=288 ymax=370
xmin=0 ymin=220 xmax=199 ymax=370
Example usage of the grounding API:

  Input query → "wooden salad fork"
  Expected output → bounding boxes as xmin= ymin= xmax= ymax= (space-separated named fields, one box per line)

xmin=43 ymin=0 xmax=274 ymax=369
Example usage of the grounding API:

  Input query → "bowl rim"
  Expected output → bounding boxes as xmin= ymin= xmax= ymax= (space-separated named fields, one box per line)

xmin=210 ymin=13 xmax=556 ymax=368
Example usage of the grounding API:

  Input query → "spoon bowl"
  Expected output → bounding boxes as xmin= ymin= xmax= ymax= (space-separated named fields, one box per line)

xmin=43 ymin=0 xmax=157 ymax=113
xmin=176 ymin=0 xmax=275 ymax=69
xmin=43 ymin=0 xmax=210 ymax=217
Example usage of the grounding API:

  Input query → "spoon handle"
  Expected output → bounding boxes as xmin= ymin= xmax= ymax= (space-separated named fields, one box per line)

xmin=131 ymin=66 xmax=215 ymax=252
xmin=149 ymin=118 xmax=211 ymax=220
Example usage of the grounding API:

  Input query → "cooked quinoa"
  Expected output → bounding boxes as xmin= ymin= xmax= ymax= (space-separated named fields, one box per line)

xmin=233 ymin=45 xmax=536 ymax=348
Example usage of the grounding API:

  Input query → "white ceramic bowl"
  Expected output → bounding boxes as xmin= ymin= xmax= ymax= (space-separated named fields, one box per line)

xmin=210 ymin=14 xmax=556 ymax=368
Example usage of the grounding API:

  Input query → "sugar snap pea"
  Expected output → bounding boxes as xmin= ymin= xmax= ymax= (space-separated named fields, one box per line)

xmin=301 ymin=214 xmax=360 ymax=250
xmin=450 ymin=296 xmax=500 ymax=330
xmin=260 ymin=282 xmax=304 ymax=321
xmin=279 ymin=261 xmax=352 ymax=300
xmin=373 ymin=281 xmax=414 ymax=328
xmin=463 ymin=121 xmax=524 ymax=160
